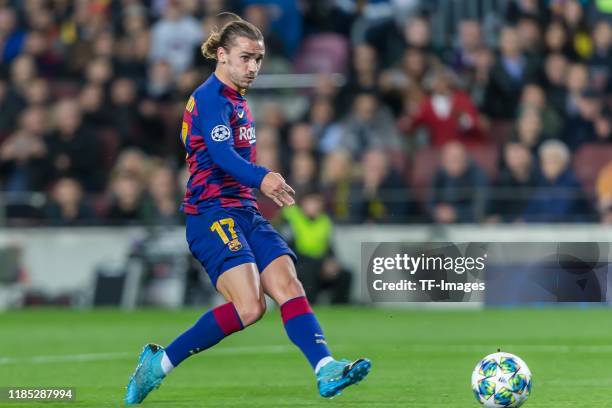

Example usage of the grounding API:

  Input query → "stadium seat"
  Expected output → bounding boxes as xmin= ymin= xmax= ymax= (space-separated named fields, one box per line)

xmin=409 ymin=147 xmax=440 ymax=205
xmin=486 ymin=119 xmax=514 ymax=145
xmin=572 ymin=143 xmax=612 ymax=198
xmin=293 ymin=33 xmax=349 ymax=74
xmin=467 ymin=143 xmax=499 ymax=182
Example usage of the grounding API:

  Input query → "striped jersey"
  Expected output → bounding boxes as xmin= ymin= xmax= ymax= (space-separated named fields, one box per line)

xmin=180 ymin=73 xmax=269 ymax=214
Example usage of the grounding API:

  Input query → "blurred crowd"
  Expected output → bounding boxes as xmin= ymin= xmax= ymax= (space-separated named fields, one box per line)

xmin=1 ymin=0 xmax=612 ymax=228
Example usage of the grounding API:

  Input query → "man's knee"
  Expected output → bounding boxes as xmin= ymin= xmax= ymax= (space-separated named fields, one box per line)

xmin=285 ymin=276 xmax=305 ymax=297
xmin=273 ymin=275 xmax=306 ymax=305
xmin=234 ymin=298 xmax=266 ymax=326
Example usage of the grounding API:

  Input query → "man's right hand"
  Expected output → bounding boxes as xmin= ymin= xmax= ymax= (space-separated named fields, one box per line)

xmin=260 ymin=172 xmax=295 ymax=207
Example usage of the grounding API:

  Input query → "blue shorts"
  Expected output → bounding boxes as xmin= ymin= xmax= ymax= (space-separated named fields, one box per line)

xmin=186 ymin=206 xmax=297 ymax=288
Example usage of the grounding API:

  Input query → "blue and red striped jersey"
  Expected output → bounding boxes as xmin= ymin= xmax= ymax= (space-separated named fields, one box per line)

xmin=180 ymin=73 xmax=269 ymax=214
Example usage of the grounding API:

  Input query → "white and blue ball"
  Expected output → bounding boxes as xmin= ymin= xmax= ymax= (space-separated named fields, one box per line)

xmin=471 ymin=352 xmax=532 ymax=407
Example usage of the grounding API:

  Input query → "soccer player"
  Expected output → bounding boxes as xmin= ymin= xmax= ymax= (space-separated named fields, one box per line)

xmin=124 ymin=13 xmax=371 ymax=405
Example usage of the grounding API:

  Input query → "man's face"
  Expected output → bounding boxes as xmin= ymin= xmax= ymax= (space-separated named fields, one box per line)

xmin=541 ymin=151 xmax=567 ymax=182
xmin=219 ymin=36 xmax=265 ymax=90
xmin=441 ymin=142 xmax=468 ymax=177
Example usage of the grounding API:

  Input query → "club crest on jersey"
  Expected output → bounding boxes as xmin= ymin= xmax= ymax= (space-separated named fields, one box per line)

xmin=228 ymin=238 xmax=242 ymax=252
xmin=211 ymin=125 xmax=231 ymax=141
xmin=239 ymin=126 xmax=256 ymax=144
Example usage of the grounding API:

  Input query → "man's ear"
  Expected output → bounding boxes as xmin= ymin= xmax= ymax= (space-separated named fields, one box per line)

xmin=217 ymin=47 xmax=227 ymax=64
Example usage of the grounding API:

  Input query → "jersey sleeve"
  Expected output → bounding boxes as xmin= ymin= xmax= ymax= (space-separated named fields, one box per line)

xmin=196 ymin=95 xmax=269 ymax=189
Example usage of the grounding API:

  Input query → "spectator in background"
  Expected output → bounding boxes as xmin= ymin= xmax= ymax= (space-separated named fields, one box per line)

xmin=110 ymin=77 xmax=140 ymax=147
xmin=337 ymin=43 xmax=380 ymax=117
xmin=596 ymin=160 xmax=612 ymax=223
xmin=18 ymin=105 xmax=48 ymax=141
xmin=449 ymin=19 xmax=483 ymax=73
xmin=588 ymin=20 xmax=612 ymax=93
xmin=321 ymin=149 xmax=354 ymax=222
xmin=513 ymin=106 xmax=546 ymax=155
xmin=45 ymin=99 xmax=102 ymax=191
xmin=398 ymin=67 xmax=483 ymax=147
xmin=560 ymin=0 xmax=592 ymax=60
xmin=350 ymin=149 xmax=414 ymax=223
xmin=141 ymin=163 xmax=181 ymax=226
xmin=91 ymin=31 xmax=115 ymax=60
xmin=23 ymin=30 xmax=63 ymax=79
xmin=544 ymin=21 xmax=578 ymax=60
xmin=285 ymin=122 xmax=317 ymax=172
xmin=243 ymin=4 xmax=286 ymax=59
xmin=282 ymin=188 xmax=352 ymax=304
xmin=401 ymin=46 xmax=430 ymax=92
xmin=146 ymin=59 xmax=175 ymax=101
xmin=339 ymin=92 xmax=401 ymax=158
xmin=487 ymin=142 xmax=537 ymax=222
xmin=379 ymin=46 xmax=429 ymax=117
xmin=522 ymin=140 xmax=590 ymax=222
xmin=84 ymin=57 xmax=114 ymax=88
xmin=255 ymin=126 xmax=281 ymax=171
xmin=594 ymin=115 xmax=612 ymax=142
xmin=44 ymin=177 xmax=95 ymax=226
xmin=288 ymin=152 xmax=318 ymax=196
xmin=564 ymin=63 xmax=590 ymax=117
xmin=518 ymin=84 xmax=563 ymax=139
xmin=466 ymin=46 xmax=495 ymax=110
xmin=0 ymin=7 xmax=26 ymax=64
xmin=0 ymin=112 xmax=48 ymax=192
xmin=259 ymin=101 xmax=289 ymax=139
xmin=516 ymin=16 xmax=543 ymax=57
xmin=79 ymin=83 xmax=108 ymax=128
xmin=22 ymin=78 xmax=50 ymax=107
xmin=106 ymin=171 xmax=145 ymax=225
xmin=543 ymin=53 xmax=569 ymax=115
xmin=428 ymin=142 xmax=488 ymax=223
xmin=484 ymin=26 xmax=539 ymax=119
xmin=149 ymin=2 xmax=202 ymax=75
xmin=135 ymin=98 xmax=168 ymax=156
xmin=115 ymin=21 xmax=149 ymax=82
xmin=563 ymin=88 xmax=605 ymax=149
xmin=366 ymin=15 xmax=432 ymax=68
xmin=2 ymin=55 xmax=38 ymax=128
xmin=111 ymin=148 xmax=150 ymax=184
xmin=308 ymin=97 xmax=341 ymax=154
xmin=1 ymin=106 xmax=50 ymax=191
xmin=242 ymin=0 xmax=302 ymax=57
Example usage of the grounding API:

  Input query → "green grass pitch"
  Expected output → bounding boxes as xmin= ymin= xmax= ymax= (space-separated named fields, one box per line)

xmin=1 ymin=307 xmax=611 ymax=407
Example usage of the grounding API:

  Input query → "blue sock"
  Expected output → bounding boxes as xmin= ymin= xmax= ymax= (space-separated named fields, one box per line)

xmin=165 ymin=302 xmax=243 ymax=367
xmin=281 ymin=296 xmax=332 ymax=370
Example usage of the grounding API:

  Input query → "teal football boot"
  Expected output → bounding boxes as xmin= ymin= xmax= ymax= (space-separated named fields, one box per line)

xmin=124 ymin=344 xmax=166 ymax=405
xmin=317 ymin=358 xmax=371 ymax=398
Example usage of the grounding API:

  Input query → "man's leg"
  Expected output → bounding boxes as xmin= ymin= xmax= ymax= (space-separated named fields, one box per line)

xmin=260 ymin=255 xmax=333 ymax=371
xmin=260 ymin=255 xmax=370 ymax=398
xmin=163 ymin=263 xmax=265 ymax=371
xmin=125 ymin=263 xmax=265 ymax=405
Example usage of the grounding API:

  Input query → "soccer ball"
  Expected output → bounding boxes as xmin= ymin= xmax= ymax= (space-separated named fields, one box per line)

xmin=471 ymin=351 xmax=532 ymax=407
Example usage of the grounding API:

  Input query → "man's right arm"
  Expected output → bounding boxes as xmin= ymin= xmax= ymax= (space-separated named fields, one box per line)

xmin=196 ymin=98 xmax=269 ymax=189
